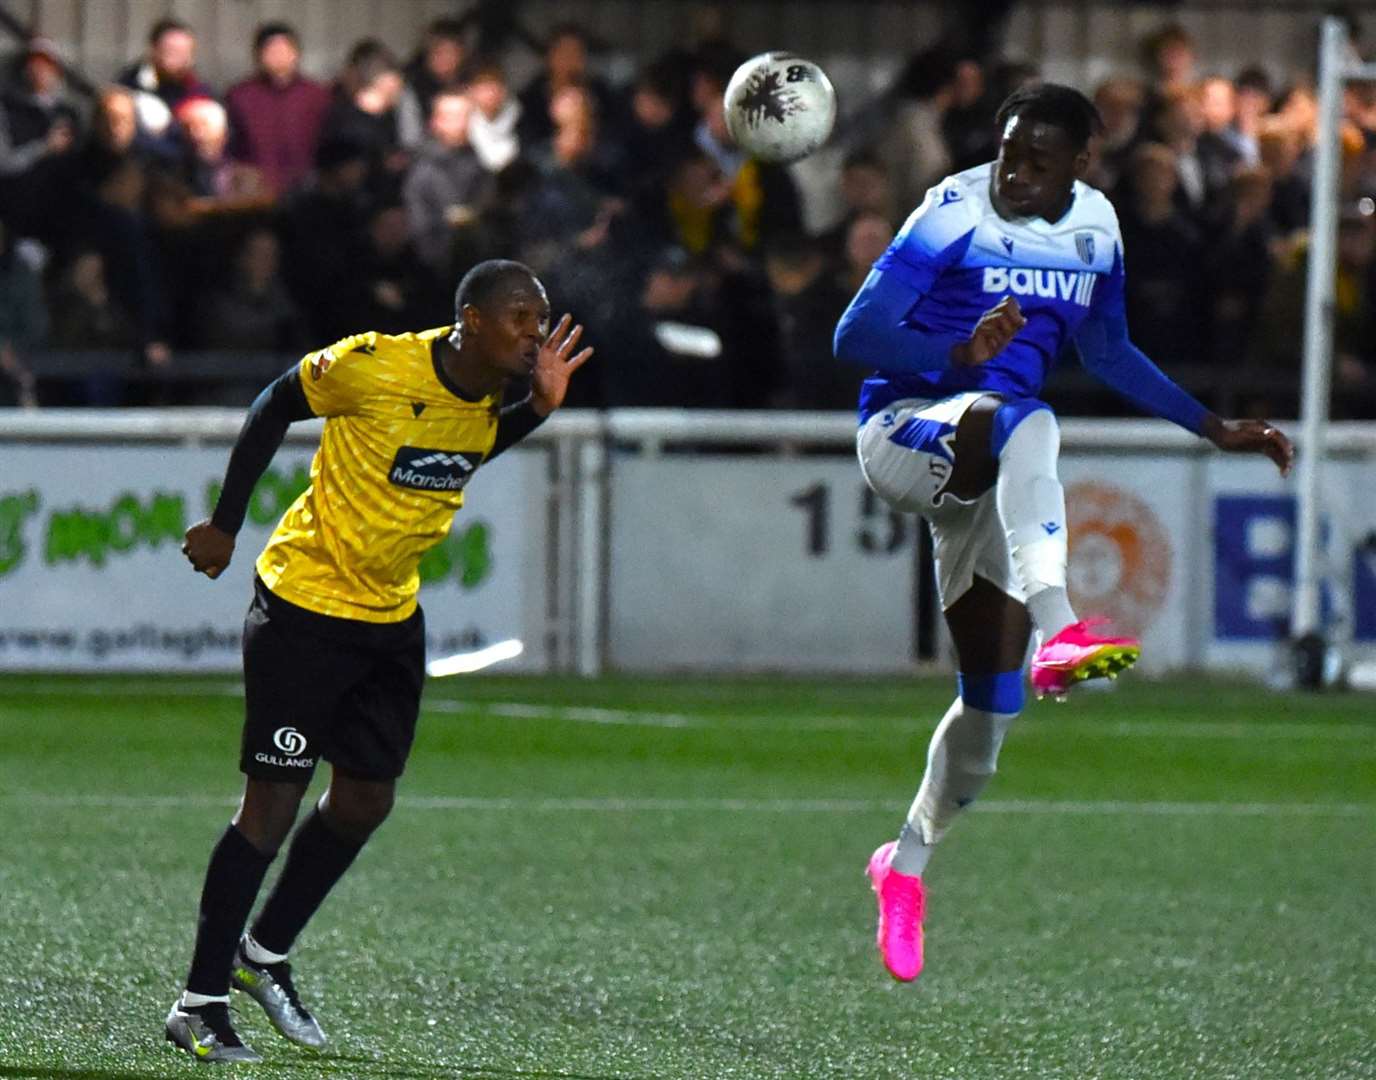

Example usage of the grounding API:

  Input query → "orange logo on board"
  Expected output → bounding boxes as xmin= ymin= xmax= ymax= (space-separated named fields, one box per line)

xmin=1066 ymin=481 xmax=1171 ymax=638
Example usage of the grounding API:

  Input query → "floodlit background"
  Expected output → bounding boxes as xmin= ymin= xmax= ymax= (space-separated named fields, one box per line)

xmin=0 ymin=2 xmax=1372 ymax=1078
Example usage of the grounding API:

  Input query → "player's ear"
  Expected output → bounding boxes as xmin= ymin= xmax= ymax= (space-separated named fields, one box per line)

xmin=461 ymin=302 xmax=482 ymax=333
xmin=1072 ymin=146 xmax=1091 ymax=180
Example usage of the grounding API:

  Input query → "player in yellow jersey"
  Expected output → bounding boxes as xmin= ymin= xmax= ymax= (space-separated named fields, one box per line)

xmin=164 ymin=260 xmax=592 ymax=1063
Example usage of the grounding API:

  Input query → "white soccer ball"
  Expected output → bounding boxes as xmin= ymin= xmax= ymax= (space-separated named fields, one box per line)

xmin=723 ymin=52 xmax=837 ymax=164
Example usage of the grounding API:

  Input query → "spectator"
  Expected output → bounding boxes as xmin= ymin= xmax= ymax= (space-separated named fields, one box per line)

xmin=1116 ymin=142 xmax=1206 ymax=366
xmin=48 ymin=249 xmax=136 ymax=350
xmin=398 ymin=18 xmax=468 ymax=150
xmin=660 ymin=149 xmax=733 ymax=256
xmin=278 ymin=137 xmax=372 ymax=340
xmin=0 ymin=219 xmax=45 ymax=407
xmin=335 ymin=39 xmax=390 ymax=99
xmin=1232 ymin=65 xmax=1273 ymax=165
xmin=522 ymin=85 xmax=625 ymax=267
xmin=1089 ymin=77 xmax=1146 ymax=197
xmin=602 ymin=247 xmax=730 ymax=407
xmin=195 ymin=227 xmax=306 ymax=351
xmin=117 ymin=17 xmax=212 ymax=162
xmin=0 ymin=38 xmax=79 ymax=238
xmin=348 ymin=202 xmax=442 ymax=334
xmin=63 ymin=87 xmax=172 ymax=373
xmin=517 ymin=25 xmax=618 ymax=148
xmin=1196 ymin=75 xmax=1248 ymax=199
xmin=878 ymin=48 xmax=958 ymax=215
xmin=839 ymin=210 xmax=894 ymax=295
xmin=942 ymin=59 xmax=999 ymax=174
xmin=403 ymin=89 xmax=492 ymax=275
xmin=177 ymin=96 xmax=267 ymax=201
xmin=77 ymin=85 xmax=143 ymax=186
xmin=463 ymin=57 xmax=521 ymax=173
xmin=1142 ymin=23 xmax=1197 ymax=98
xmin=818 ymin=152 xmax=895 ymax=259
xmin=224 ymin=22 xmax=332 ymax=197
xmin=1259 ymin=204 xmax=1376 ymax=417
xmin=1149 ymin=85 xmax=1208 ymax=222
xmin=764 ymin=237 xmax=861 ymax=410
xmin=1257 ymin=116 xmax=1310 ymax=237
xmin=1205 ymin=166 xmax=1274 ymax=367
xmin=320 ymin=48 xmax=406 ymax=196
xmin=621 ymin=60 xmax=695 ymax=213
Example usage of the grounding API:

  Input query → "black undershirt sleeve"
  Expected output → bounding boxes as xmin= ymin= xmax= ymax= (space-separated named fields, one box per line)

xmin=209 ymin=368 xmax=315 ymax=536
xmin=486 ymin=400 xmax=547 ymax=462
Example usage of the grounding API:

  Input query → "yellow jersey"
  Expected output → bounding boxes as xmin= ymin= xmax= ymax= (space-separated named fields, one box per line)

xmin=256 ymin=327 xmax=500 ymax=622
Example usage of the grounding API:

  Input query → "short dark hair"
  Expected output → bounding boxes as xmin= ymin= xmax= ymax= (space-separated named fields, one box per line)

xmin=995 ymin=83 xmax=1104 ymax=150
xmin=149 ymin=17 xmax=192 ymax=45
xmin=254 ymin=22 xmax=298 ymax=54
xmin=1235 ymin=65 xmax=1273 ymax=98
xmin=426 ymin=17 xmax=467 ymax=43
xmin=454 ymin=259 xmax=539 ymax=314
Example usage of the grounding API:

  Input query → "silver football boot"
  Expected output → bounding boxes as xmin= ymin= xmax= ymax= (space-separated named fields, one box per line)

xmin=164 ymin=1000 xmax=263 ymax=1063
xmin=231 ymin=942 xmax=327 ymax=1049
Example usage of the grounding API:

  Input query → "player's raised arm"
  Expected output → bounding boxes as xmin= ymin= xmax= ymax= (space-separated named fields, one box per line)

xmin=833 ymin=180 xmax=980 ymax=373
xmin=182 ymin=367 xmax=316 ymax=579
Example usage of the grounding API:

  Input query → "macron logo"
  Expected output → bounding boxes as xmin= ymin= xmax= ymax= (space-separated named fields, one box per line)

xmin=983 ymin=266 xmax=1096 ymax=307
xmin=388 ymin=446 xmax=482 ymax=492
xmin=1042 ymin=521 xmax=1062 ymax=535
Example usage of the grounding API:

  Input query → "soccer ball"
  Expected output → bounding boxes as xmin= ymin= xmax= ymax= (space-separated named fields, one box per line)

xmin=723 ymin=52 xmax=837 ymax=164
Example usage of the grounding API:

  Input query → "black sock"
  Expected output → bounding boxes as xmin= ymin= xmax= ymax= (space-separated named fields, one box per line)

xmin=185 ymin=824 xmax=275 ymax=996
xmin=250 ymin=808 xmax=365 ymax=956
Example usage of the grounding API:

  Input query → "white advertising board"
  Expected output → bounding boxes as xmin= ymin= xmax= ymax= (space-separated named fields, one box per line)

xmin=608 ymin=456 xmax=921 ymax=672
xmin=0 ymin=445 xmax=544 ymax=672
xmin=606 ymin=451 xmax=1376 ymax=676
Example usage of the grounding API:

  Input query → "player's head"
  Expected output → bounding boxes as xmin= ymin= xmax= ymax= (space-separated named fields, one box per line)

xmin=992 ymin=83 xmax=1103 ymax=221
xmin=450 ymin=260 xmax=550 ymax=377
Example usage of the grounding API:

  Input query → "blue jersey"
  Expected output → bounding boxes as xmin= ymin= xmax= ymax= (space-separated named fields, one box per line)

xmin=833 ymin=164 xmax=1206 ymax=433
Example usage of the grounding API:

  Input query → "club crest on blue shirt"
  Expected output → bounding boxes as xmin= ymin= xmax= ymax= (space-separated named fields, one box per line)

xmin=1075 ymin=232 xmax=1095 ymax=265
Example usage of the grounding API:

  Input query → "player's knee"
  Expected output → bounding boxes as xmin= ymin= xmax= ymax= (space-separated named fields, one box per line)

xmin=324 ymin=779 xmax=395 ymax=838
xmin=990 ymin=398 xmax=1054 ymax=458
xmin=954 ymin=671 xmax=1022 ymax=773
xmin=235 ymin=779 xmax=308 ymax=854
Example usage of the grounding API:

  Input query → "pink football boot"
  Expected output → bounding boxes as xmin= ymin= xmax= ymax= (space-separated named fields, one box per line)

xmin=1031 ymin=618 xmax=1140 ymax=700
xmin=866 ymin=841 xmax=925 ymax=982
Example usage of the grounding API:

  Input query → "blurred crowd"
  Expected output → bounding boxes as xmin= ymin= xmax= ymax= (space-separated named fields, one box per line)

xmin=1 ymin=11 xmax=1374 ymax=415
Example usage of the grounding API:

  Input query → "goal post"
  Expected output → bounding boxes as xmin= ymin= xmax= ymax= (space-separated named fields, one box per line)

xmin=1290 ymin=16 xmax=1376 ymax=685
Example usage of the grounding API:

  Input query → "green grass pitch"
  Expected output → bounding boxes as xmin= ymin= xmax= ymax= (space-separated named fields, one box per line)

xmin=0 ymin=673 xmax=1373 ymax=1079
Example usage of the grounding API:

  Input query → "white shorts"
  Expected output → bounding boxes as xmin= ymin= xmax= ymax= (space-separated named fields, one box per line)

xmin=856 ymin=393 xmax=1024 ymax=610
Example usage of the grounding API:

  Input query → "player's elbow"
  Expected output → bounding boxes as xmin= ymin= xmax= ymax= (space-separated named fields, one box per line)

xmin=832 ymin=308 xmax=872 ymax=367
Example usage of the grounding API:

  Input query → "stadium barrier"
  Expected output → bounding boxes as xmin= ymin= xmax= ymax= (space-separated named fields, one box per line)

xmin=1 ymin=408 xmax=1373 ymax=677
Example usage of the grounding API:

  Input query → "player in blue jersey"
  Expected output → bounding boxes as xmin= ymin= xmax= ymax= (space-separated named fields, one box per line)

xmin=833 ymin=84 xmax=1293 ymax=983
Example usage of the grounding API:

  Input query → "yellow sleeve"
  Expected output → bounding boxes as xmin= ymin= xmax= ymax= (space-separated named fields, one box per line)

xmin=299 ymin=332 xmax=381 ymax=417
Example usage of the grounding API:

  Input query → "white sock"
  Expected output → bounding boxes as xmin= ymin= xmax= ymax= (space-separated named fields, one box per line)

xmin=994 ymin=408 xmax=1077 ymax=638
xmin=891 ymin=697 xmax=1018 ymax=876
xmin=242 ymin=933 xmax=288 ymax=965
xmin=180 ymin=990 xmax=230 ymax=1008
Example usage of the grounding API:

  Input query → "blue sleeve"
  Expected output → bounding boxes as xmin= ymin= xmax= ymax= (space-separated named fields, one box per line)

xmin=833 ymin=180 xmax=975 ymax=374
xmin=1073 ymin=249 xmax=1210 ymax=435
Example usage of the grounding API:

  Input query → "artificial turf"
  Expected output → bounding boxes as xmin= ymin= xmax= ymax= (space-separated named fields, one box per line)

xmin=0 ymin=674 xmax=1372 ymax=1079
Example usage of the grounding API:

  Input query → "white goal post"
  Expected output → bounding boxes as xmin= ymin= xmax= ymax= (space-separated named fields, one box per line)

xmin=1292 ymin=16 xmax=1376 ymax=683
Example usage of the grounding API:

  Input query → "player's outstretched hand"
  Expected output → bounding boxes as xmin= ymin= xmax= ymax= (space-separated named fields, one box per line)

xmin=1201 ymin=416 xmax=1294 ymax=476
xmin=531 ymin=314 xmax=594 ymax=416
xmin=952 ymin=296 xmax=1027 ymax=366
xmin=182 ymin=519 xmax=235 ymax=579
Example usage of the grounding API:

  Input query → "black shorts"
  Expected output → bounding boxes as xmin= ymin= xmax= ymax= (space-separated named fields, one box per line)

xmin=240 ymin=577 xmax=426 ymax=783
